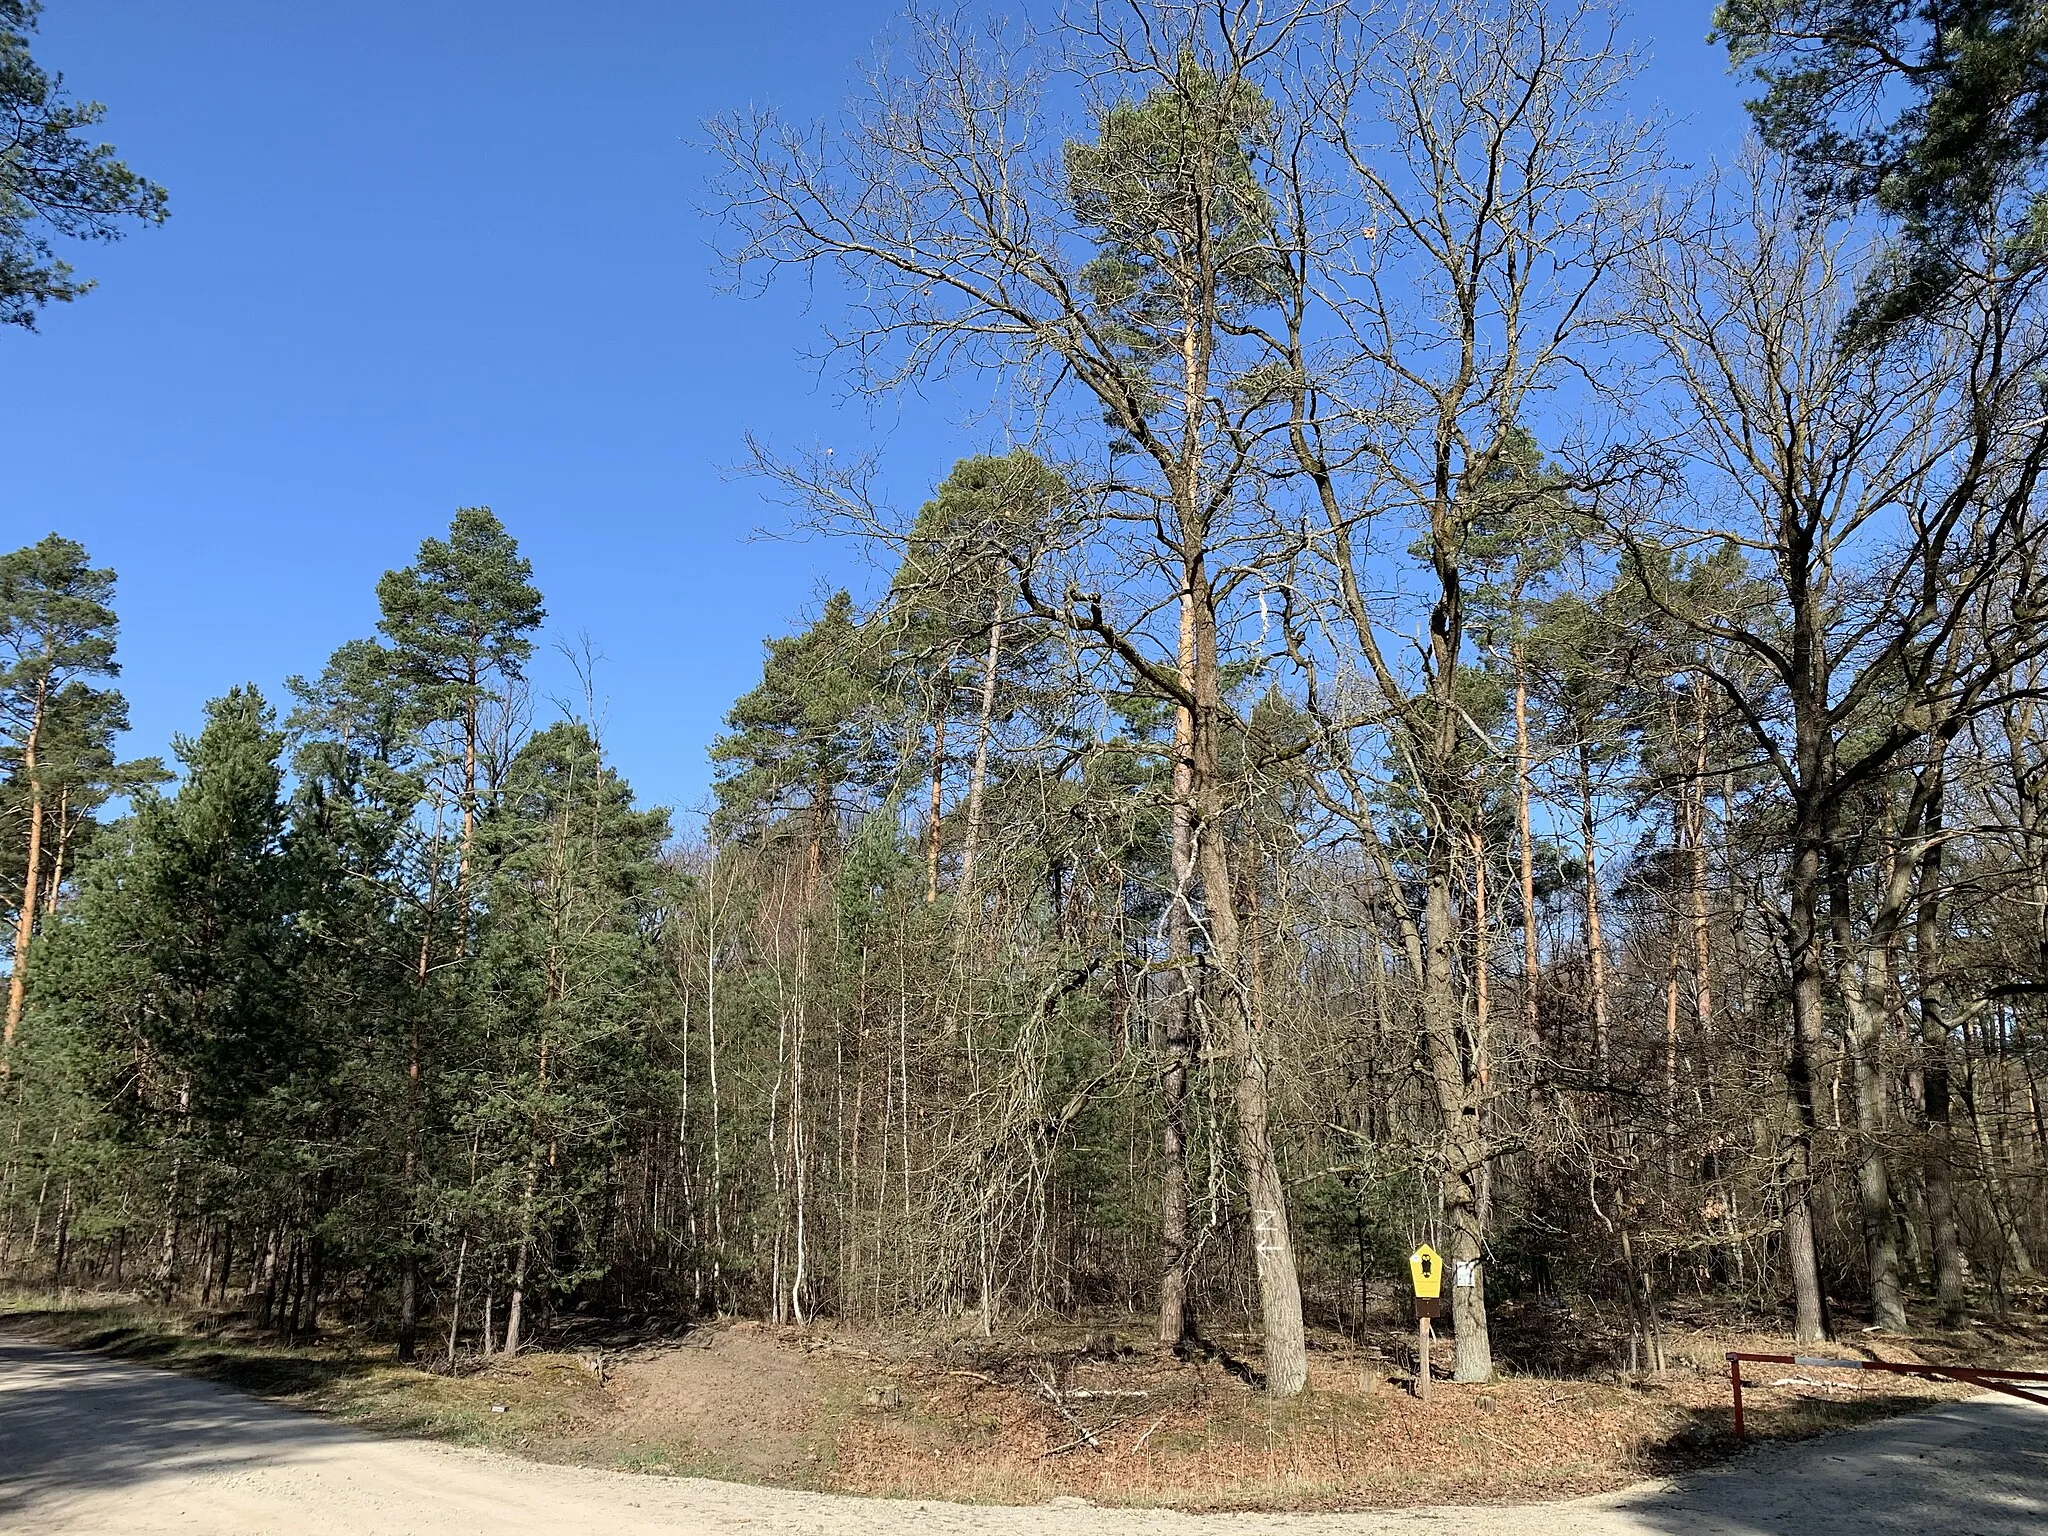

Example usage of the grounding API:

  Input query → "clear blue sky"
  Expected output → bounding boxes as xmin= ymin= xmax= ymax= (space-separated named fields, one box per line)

xmin=3 ymin=2 xmax=1752 ymax=822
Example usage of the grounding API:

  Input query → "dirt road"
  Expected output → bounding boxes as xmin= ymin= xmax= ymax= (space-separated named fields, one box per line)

xmin=2 ymin=1335 xmax=2042 ymax=1535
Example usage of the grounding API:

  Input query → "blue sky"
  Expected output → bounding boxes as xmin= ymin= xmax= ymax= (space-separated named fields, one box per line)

xmin=4 ymin=2 xmax=1755 ymax=822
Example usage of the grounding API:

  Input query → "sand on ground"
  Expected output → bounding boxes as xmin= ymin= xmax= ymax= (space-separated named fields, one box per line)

xmin=1 ymin=1333 xmax=2042 ymax=1535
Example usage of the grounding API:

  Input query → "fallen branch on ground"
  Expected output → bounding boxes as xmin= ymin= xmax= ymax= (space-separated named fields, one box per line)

xmin=1032 ymin=1366 xmax=1106 ymax=1453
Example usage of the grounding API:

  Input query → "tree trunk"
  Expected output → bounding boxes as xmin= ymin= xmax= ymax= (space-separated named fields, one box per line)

xmin=504 ymin=1154 xmax=542 ymax=1356
xmin=924 ymin=702 xmax=948 ymax=903
xmin=252 ymin=1221 xmax=278 ymax=1319
xmin=1513 ymin=659 xmax=1556 ymax=1294
xmin=1515 ymin=663 xmax=1539 ymax=1047
xmin=445 ymin=1232 xmax=469 ymax=1366
xmin=1784 ymin=826 xmax=1833 ymax=1344
xmin=1829 ymin=850 xmax=1907 ymax=1330
xmin=154 ymin=1168 xmax=181 ymax=1303
xmin=956 ymin=600 xmax=1005 ymax=893
xmin=297 ymin=1233 xmax=326 ymax=1344
xmin=1157 ymin=670 xmax=1195 ymax=1351
xmin=1189 ymin=569 xmax=1306 ymax=1396
xmin=1915 ymin=936 xmax=1968 ymax=1325
xmin=1471 ymin=829 xmax=1491 ymax=1071
xmin=1961 ymin=1017 xmax=2035 ymax=1278
xmin=458 ymin=691 xmax=480 ymax=886
xmin=396 ymin=880 xmax=437 ymax=1364
xmin=42 ymin=784 xmax=71 ymax=918
xmin=51 ymin=1182 xmax=72 ymax=1291
xmin=1577 ymin=744 xmax=1609 ymax=1068
xmin=1684 ymin=695 xmax=1714 ymax=1045
xmin=1422 ymin=848 xmax=1494 ymax=1383
xmin=1664 ymin=936 xmax=1681 ymax=1175
xmin=396 ymin=1251 xmax=420 ymax=1361
xmin=4 ymin=681 xmax=48 ymax=1078
xmin=1471 ymin=829 xmax=1495 ymax=1232
xmin=278 ymin=1237 xmax=303 ymax=1337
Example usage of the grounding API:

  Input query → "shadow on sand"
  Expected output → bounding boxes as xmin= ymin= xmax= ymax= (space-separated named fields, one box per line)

xmin=0 ymin=1334 xmax=368 ymax=1522
xmin=1608 ymin=1395 xmax=2048 ymax=1535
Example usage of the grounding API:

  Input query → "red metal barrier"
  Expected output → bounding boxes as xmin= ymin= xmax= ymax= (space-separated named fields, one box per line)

xmin=1725 ymin=1351 xmax=2048 ymax=1437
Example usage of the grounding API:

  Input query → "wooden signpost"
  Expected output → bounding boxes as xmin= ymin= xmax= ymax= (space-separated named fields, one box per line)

xmin=1409 ymin=1244 xmax=1442 ymax=1401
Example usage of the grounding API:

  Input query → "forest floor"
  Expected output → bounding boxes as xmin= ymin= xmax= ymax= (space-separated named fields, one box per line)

xmin=4 ymin=1289 xmax=2047 ymax=1512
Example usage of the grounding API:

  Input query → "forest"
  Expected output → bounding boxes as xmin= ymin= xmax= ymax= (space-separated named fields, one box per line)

xmin=8 ymin=0 xmax=2048 ymax=1403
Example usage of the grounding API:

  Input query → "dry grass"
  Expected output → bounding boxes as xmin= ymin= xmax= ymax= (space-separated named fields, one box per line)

xmin=5 ymin=1287 xmax=2044 ymax=1512
xmin=813 ymin=1313 xmax=1981 ymax=1511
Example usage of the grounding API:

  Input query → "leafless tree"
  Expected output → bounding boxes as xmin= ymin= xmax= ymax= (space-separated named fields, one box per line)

xmin=1623 ymin=149 xmax=2048 ymax=1341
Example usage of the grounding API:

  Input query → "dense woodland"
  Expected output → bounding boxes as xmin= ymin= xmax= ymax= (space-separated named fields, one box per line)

xmin=10 ymin=0 xmax=2048 ymax=1398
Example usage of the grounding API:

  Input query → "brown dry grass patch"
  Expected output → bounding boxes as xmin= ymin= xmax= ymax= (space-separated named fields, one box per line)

xmin=813 ymin=1315 xmax=1982 ymax=1511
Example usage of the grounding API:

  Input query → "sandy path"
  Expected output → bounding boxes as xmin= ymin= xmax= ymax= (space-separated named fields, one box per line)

xmin=1 ymin=1335 xmax=2042 ymax=1535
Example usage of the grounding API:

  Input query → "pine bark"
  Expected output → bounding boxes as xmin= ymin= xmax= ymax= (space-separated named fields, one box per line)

xmin=4 ymin=680 xmax=48 ymax=1077
xmin=1189 ymin=564 xmax=1307 ymax=1396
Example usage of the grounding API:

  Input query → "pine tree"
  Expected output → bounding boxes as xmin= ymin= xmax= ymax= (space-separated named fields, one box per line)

xmin=1719 ymin=0 xmax=2048 ymax=326
xmin=0 ymin=683 xmax=166 ymax=916
xmin=883 ymin=452 xmax=1065 ymax=900
xmin=1 ymin=534 xmax=123 ymax=1078
xmin=362 ymin=507 xmax=546 ymax=1358
xmin=31 ymin=687 xmax=305 ymax=1302
xmin=711 ymin=591 xmax=891 ymax=884
xmin=0 ymin=1 xmax=169 ymax=327
xmin=375 ymin=507 xmax=546 ymax=869
xmin=471 ymin=722 xmax=669 ymax=1352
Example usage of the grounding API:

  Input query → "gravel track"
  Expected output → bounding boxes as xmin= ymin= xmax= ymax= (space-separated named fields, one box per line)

xmin=2 ymin=1334 xmax=2042 ymax=1534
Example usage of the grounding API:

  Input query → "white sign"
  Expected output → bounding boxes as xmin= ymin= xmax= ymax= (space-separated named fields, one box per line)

xmin=1453 ymin=1260 xmax=1478 ymax=1289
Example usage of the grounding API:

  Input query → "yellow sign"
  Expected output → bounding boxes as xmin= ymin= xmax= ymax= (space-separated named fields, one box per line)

xmin=1409 ymin=1244 xmax=1443 ymax=1299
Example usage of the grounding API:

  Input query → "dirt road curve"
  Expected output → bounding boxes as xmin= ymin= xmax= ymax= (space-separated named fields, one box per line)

xmin=2 ymin=1337 xmax=2043 ymax=1536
